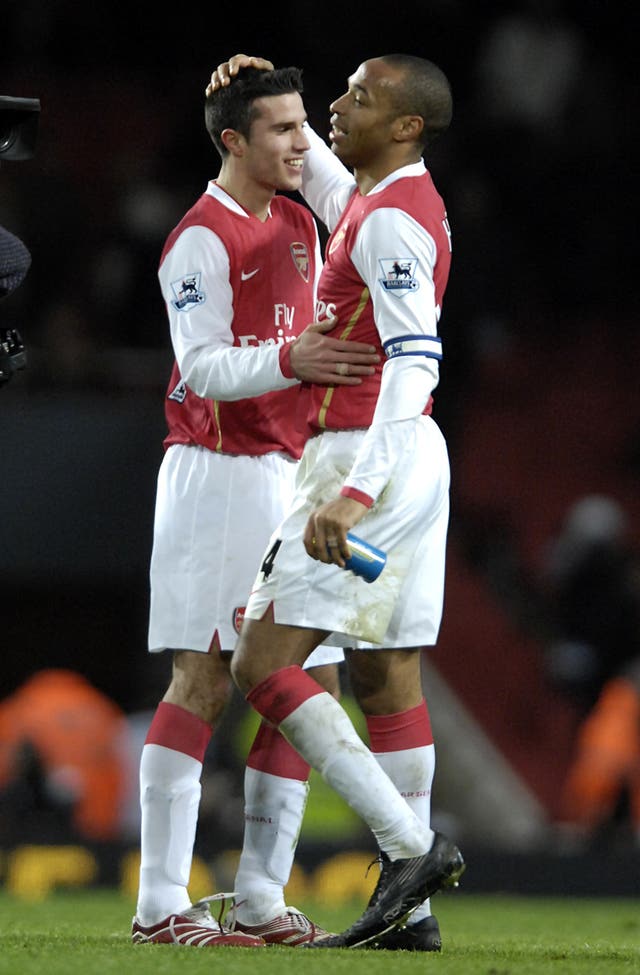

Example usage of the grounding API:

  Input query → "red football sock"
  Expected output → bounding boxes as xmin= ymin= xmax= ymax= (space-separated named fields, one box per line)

xmin=247 ymin=720 xmax=311 ymax=781
xmin=144 ymin=701 xmax=212 ymax=763
xmin=365 ymin=699 xmax=434 ymax=752
xmin=247 ymin=665 xmax=325 ymax=724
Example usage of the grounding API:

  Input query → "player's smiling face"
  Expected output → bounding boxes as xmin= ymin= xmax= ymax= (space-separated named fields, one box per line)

xmin=244 ymin=92 xmax=309 ymax=193
xmin=328 ymin=59 xmax=400 ymax=168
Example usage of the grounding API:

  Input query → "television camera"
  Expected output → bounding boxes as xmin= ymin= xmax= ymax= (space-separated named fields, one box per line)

xmin=0 ymin=94 xmax=40 ymax=386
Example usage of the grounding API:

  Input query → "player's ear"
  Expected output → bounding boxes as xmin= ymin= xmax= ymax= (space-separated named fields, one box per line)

xmin=392 ymin=114 xmax=423 ymax=144
xmin=221 ymin=127 xmax=246 ymax=156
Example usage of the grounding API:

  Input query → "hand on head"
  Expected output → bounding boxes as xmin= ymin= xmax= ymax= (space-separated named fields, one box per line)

xmin=206 ymin=54 xmax=274 ymax=96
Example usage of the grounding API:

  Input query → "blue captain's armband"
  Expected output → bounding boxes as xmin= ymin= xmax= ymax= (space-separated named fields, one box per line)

xmin=383 ymin=334 xmax=442 ymax=360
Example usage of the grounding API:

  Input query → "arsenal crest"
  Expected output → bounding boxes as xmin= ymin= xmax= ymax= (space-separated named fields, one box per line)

xmin=328 ymin=218 xmax=349 ymax=255
xmin=232 ymin=606 xmax=246 ymax=634
xmin=290 ymin=242 xmax=310 ymax=282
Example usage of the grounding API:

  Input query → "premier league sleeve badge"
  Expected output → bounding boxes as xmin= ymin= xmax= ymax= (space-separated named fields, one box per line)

xmin=170 ymin=272 xmax=206 ymax=310
xmin=378 ymin=257 xmax=419 ymax=296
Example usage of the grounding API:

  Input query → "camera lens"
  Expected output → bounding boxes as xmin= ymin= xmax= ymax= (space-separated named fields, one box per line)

xmin=0 ymin=126 xmax=15 ymax=154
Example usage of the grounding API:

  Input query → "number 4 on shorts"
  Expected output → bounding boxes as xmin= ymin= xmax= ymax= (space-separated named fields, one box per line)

xmin=260 ymin=538 xmax=282 ymax=579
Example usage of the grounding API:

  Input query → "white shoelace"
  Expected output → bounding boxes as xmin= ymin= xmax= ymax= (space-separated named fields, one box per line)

xmin=186 ymin=893 xmax=239 ymax=931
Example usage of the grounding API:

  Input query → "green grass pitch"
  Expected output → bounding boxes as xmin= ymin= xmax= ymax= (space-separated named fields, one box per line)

xmin=0 ymin=889 xmax=638 ymax=975
xmin=0 ymin=888 xmax=640 ymax=975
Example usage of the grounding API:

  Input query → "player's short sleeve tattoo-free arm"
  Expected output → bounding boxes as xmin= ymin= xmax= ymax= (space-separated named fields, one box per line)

xmin=300 ymin=123 xmax=357 ymax=233
xmin=158 ymin=224 xmax=298 ymax=401
xmin=342 ymin=206 xmax=442 ymax=503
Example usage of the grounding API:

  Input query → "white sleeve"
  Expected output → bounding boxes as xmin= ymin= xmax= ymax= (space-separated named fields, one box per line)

xmin=343 ymin=206 xmax=442 ymax=502
xmin=158 ymin=224 xmax=298 ymax=401
xmin=300 ymin=123 xmax=357 ymax=233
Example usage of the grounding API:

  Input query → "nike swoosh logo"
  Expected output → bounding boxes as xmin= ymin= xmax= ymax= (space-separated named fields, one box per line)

xmin=241 ymin=268 xmax=260 ymax=281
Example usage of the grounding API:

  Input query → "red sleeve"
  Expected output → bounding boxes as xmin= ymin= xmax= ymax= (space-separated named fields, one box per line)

xmin=279 ymin=342 xmax=296 ymax=379
xmin=340 ymin=485 xmax=374 ymax=508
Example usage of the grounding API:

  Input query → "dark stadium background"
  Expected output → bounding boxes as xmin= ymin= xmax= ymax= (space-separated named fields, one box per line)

xmin=1 ymin=1 xmax=638 ymax=888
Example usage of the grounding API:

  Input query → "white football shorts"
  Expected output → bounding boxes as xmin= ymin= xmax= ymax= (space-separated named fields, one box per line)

xmin=245 ymin=416 xmax=450 ymax=648
xmin=148 ymin=443 xmax=343 ymax=667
